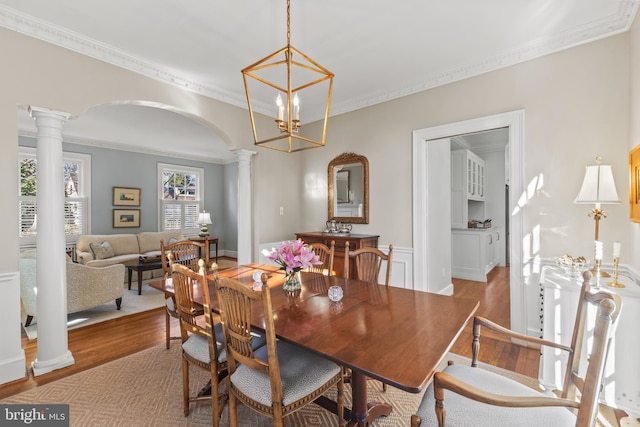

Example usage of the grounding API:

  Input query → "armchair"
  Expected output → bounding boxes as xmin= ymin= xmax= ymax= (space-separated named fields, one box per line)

xmin=410 ymin=271 xmax=622 ymax=427
xmin=20 ymin=255 xmax=124 ymax=327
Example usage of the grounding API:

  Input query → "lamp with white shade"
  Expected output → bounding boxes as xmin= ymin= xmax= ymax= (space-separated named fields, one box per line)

xmin=574 ymin=156 xmax=620 ymax=277
xmin=197 ymin=211 xmax=212 ymax=237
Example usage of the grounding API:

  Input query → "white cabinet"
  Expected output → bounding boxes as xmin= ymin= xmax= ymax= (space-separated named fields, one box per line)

xmin=451 ymin=226 xmax=500 ymax=282
xmin=452 ymin=149 xmax=484 ymax=201
xmin=451 ymin=149 xmax=486 ymax=228
xmin=540 ymin=267 xmax=640 ymax=417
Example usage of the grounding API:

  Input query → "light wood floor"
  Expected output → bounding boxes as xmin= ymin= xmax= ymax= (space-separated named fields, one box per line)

xmin=1 ymin=264 xmax=533 ymax=399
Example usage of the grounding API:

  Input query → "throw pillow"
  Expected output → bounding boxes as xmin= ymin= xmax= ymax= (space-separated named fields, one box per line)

xmin=168 ymin=237 xmax=179 ymax=244
xmin=90 ymin=241 xmax=114 ymax=260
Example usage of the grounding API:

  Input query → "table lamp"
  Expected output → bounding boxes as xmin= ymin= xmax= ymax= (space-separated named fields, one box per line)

xmin=197 ymin=211 xmax=212 ymax=237
xmin=574 ymin=156 xmax=620 ymax=277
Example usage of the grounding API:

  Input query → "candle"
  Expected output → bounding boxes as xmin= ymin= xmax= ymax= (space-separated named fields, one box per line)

xmin=595 ymin=240 xmax=603 ymax=261
xmin=293 ymin=93 xmax=300 ymax=120
xmin=276 ymin=94 xmax=284 ymax=121
xmin=613 ymin=241 xmax=621 ymax=258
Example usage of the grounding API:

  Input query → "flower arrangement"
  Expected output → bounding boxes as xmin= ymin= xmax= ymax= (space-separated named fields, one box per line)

xmin=263 ymin=240 xmax=322 ymax=289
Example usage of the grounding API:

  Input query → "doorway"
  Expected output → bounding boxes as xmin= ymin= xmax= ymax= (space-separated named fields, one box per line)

xmin=412 ymin=110 xmax=526 ymax=334
xmin=450 ymin=128 xmax=509 ymax=270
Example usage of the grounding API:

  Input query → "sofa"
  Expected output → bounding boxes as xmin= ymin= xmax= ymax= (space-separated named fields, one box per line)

xmin=76 ymin=231 xmax=184 ymax=280
xmin=20 ymin=250 xmax=124 ymax=327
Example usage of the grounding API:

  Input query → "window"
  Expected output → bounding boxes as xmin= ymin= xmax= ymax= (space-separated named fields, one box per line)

xmin=158 ymin=163 xmax=203 ymax=233
xmin=19 ymin=147 xmax=91 ymax=245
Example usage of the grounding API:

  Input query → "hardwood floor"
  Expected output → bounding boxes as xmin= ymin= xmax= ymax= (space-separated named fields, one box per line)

xmin=449 ymin=266 xmax=540 ymax=378
xmin=1 ymin=265 xmax=532 ymax=399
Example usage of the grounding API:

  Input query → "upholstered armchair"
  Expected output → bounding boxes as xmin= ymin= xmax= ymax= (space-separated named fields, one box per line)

xmin=20 ymin=253 xmax=124 ymax=327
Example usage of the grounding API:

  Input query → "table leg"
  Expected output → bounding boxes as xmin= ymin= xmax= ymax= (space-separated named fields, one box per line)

xmin=215 ymin=241 xmax=218 ymax=263
xmin=347 ymin=371 xmax=392 ymax=427
xmin=137 ymin=269 xmax=143 ymax=295
xmin=127 ymin=268 xmax=133 ymax=291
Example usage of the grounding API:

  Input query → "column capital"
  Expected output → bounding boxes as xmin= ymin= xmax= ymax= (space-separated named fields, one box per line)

xmin=28 ymin=105 xmax=72 ymax=121
xmin=232 ymin=149 xmax=257 ymax=162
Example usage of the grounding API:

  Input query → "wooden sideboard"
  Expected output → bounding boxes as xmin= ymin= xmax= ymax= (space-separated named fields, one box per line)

xmin=295 ymin=231 xmax=379 ymax=278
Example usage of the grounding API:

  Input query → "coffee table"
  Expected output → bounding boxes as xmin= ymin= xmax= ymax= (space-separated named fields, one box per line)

xmin=126 ymin=257 xmax=166 ymax=295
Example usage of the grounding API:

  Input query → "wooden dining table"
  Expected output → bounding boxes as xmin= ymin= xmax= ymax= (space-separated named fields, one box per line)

xmin=150 ymin=263 xmax=479 ymax=427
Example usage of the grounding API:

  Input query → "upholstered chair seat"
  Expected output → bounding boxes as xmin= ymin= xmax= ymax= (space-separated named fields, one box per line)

xmin=182 ymin=322 xmax=227 ymax=365
xmin=414 ymin=364 xmax=576 ymax=426
xmin=231 ymin=340 xmax=342 ymax=407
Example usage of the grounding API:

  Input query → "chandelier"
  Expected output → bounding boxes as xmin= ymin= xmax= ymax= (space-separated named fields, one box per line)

xmin=242 ymin=0 xmax=334 ymax=152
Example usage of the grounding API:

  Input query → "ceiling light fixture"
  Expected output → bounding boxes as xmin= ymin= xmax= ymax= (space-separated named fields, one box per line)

xmin=242 ymin=0 xmax=334 ymax=152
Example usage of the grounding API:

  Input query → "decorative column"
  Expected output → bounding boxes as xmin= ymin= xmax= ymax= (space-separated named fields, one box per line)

xmin=233 ymin=149 xmax=256 ymax=265
xmin=28 ymin=106 xmax=75 ymax=376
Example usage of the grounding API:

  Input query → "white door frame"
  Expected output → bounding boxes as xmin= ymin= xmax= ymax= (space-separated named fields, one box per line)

xmin=412 ymin=109 xmax=526 ymax=334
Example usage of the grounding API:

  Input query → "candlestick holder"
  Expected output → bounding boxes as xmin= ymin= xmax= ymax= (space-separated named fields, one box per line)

xmin=593 ymin=258 xmax=609 ymax=278
xmin=607 ymin=257 xmax=625 ymax=288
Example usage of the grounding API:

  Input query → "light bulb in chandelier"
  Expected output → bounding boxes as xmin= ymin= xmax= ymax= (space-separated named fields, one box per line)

xmin=275 ymin=92 xmax=301 ymax=133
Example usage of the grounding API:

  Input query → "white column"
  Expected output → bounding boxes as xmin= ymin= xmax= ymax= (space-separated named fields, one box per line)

xmin=233 ymin=149 xmax=256 ymax=265
xmin=29 ymin=106 xmax=75 ymax=376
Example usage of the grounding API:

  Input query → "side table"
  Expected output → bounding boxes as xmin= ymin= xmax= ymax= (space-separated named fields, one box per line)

xmin=189 ymin=236 xmax=219 ymax=263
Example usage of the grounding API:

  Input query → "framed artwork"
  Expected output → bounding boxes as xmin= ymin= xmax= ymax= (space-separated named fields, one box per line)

xmin=113 ymin=187 xmax=141 ymax=206
xmin=630 ymin=145 xmax=640 ymax=222
xmin=113 ymin=209 xmax=141 ymax=228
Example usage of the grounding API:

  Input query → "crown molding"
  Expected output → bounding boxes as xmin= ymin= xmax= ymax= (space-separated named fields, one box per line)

xmin=330 ymin=1 xmax=640 ymax=117
xmin=0 ymin=5 xmax=248 ymax=110
xmin=1 ymin=2 xmax=638 ymax=120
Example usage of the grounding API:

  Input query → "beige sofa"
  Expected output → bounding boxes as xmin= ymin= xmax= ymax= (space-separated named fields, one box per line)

xmin=76 ymin=231 xmax=184 ymax=280
xmin=20 ymin=250 xmax=124 ymax=327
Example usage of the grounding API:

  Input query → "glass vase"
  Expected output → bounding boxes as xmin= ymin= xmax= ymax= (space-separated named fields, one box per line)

xmin=283 ymin=271 xmax=302 ymax=292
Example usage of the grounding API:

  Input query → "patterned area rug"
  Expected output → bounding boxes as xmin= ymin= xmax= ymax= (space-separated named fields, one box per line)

xmin=0 ymin=345 xmax=622 ymax=426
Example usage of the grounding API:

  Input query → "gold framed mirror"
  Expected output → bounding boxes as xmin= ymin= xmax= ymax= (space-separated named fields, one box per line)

xmin=328 ymin=153 xmax=369 ymax=224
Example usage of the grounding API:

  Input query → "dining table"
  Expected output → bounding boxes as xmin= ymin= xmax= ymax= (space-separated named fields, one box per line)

xmin=150 ymin=263 xmax=479 ymax=427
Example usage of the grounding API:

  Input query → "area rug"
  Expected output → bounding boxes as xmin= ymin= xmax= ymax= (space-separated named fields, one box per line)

xmin=22 ymin=258 xmax=238 ymax=340
xmin=23 ymin=282 xmax=166 ymax=340
xmin=0 ymin=345 xmax=622 ymax=426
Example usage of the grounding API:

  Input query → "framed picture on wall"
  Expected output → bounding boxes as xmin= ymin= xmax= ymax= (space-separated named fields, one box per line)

xmin=630 ymin=145 xmax=640 ymax=222
xmin=113 ymin=187 xmax=141 ymax=206
xmin=113 ymin=209 xmax=141 ymax=228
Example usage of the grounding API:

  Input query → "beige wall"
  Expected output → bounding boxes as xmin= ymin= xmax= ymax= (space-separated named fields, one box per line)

xmin=302 ymin=32 xmax=631 ymax=270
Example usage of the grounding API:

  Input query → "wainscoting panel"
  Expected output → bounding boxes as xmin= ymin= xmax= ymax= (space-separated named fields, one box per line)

xmin=0 ymin=270 xmax=27 ymax=385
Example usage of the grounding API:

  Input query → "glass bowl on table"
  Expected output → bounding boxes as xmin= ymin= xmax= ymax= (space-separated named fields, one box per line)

xmin=556 ymin=254 xmax=592 ymax=278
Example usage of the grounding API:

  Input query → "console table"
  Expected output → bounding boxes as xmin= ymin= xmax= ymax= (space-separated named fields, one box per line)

xmin=539 ymin=266 xmax=640 ymax=416
xmin=295 ymin=231 xmax=379 ymax=278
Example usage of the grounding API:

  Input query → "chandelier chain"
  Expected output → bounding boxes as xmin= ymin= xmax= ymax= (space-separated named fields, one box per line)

xmin=286 ymin=0 xmax=291 ymax=45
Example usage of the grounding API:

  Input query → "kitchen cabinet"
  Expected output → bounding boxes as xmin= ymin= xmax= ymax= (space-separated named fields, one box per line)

xmin=451 ymin=149 xmax=486 ymax=228
xmin=451 ymin=226 xmax=500 ymax=282
xmin=295 ymin=232 xmax=379 ymax=278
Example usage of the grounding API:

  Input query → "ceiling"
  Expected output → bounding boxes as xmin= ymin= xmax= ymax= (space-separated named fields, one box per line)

xmin=4 ymin=1 xmax=638 ymax=162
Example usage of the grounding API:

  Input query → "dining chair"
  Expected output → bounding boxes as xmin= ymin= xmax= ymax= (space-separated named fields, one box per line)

xmin=170 ymin=260 xmax=226 ymax=427
xmin=308 ymin=240 xmax=335 ymax=276
xmin=214 ymin=273 xmax=345 ymax=427
xmin=344 ymin=242 xmax=393 ymax=391
xmin=160 ymin=238 xmax=209 ymax=349
xmin=410 ymin=270 xmax=622 ymax=427
xmin=343 ymin=242 xmax=393 ymax=286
